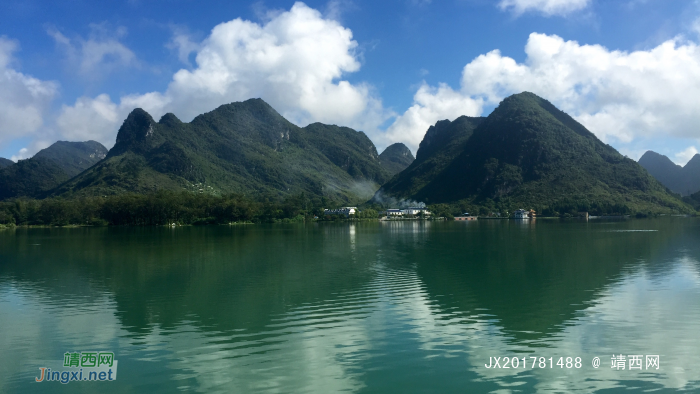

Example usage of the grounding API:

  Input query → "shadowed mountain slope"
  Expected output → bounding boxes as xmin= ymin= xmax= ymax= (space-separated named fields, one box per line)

xmin=639 ymin=151 xmax=700 ymax=196
xmin=0 ymin=141 xmax=107 ymax=199
xmin=379 ymin=143 xmax=415 ymax=177
xmin=377 ymin=116 xmax=485 ymax=201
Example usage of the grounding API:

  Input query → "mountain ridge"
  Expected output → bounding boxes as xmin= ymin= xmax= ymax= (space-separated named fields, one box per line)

xmin=638 ymin=151 xmax=700 ymax=196
xmin=50 ymin=99 xmax=394 ymax=202
xmin=379 ymin=143 xmax=414 ymax=177
xmin=0 ymin=141 xmax=108 ymax=199
xmin=376 ymin=92 xmax=690 ymax=215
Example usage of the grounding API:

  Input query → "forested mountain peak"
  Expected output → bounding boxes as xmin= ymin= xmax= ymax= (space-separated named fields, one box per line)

xmin=416 ymin=116 xmax=485 ymax=161
xmin=376 ymin=92 xmax=689 ymax=215
xmin=684 ymin=154 xmax=700 ymax=172
xmin=0 ymin=140 xmax=108 ymax=199
xmin=110 ymin=108 xmax=158 ymax=158
xmin=0 ymin=158 xmax=13 ymax=168
xmin=49 ymin=98 xmax=390 ymax=202
xmin=33 ymin=140 xmax=107 ymax=176
xmin=379 ymin=143 xmax=414 ymax=177
xmin=639 ymin=151 xmax=700 ymax=196
xmin=158 ymin=113 xmax=182 ymax=126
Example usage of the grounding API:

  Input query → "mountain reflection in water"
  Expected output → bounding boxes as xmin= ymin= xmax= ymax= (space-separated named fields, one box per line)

xmin=1 ymin=218 xmax=699 ymax=393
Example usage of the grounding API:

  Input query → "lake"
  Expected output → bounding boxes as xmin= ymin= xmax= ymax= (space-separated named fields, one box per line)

xmin=1 ymin=218 xmax=699 ymax=393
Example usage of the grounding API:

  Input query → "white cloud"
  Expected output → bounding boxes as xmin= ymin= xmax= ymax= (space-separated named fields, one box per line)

xmin=166 ymin=26 xmax=200 ymax=66
xmin=387 ymin=32 xmax=700 ymax=153
xmin=48 ymin=24 xmax=137 ymax=78
xmin=56 ymin=2 xmax=391 ymax=150
xmin=10 ymin=148 xmax=28 ymax=162
xmin=383 ymin=83 xmax=483 ymax=150
xmin=56 ymin=94 xmax=120 ymax=146
xmin=0 ymin=36 xmax=58 ymax=151
xmin=463 ymin=33 xmax=700 ymax=143
xmin=675 ymin=146 xmax=698 ymax=166
xmin=498 ymin=0 xmax=591 ymax=16
xmin=324 ymin=0 xmax=355 ymax=21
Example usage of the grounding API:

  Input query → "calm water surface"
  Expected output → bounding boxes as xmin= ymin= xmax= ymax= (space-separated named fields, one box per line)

xmin=1 ymin=218 xmax=699 ymax=393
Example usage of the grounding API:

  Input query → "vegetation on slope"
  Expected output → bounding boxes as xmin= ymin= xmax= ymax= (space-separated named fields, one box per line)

xmin=638 ymin=150 xmax=700 ymax=196
xmin=377 ymin=92 xmax=692 ymax=216
xmin=378 ymin=143 xmax=415 ymax=176
xmin=52 ymin=99 xmax=390 ymax=203
xmin=377 ymin=116 xmax=484 ymax=199
xmin=0 ymin=191 xmax=379 ymax=227
xmin=33 ymin=141 xmax=107 ymax=176
xmin=0 ymin=141 xmax=107 ymax=199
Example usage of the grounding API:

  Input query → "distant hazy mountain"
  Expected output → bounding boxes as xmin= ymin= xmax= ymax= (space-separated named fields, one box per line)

xmin=638 ymin=151 xmax=700 ymax=195
xmin=379 ymin=143 xmax=414 ymax=177
xmin=0 ymin=141 xmax=107 ymax=199
xmin=52 ymin=99 xmax=391 ymax=201
xmin=375 ymin=92 xmax=689 ymax=214
xmin=0 ymin=158 xmax=13 ymax=168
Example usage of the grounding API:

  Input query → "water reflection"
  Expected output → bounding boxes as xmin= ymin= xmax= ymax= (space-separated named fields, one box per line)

xmin=0 ymin=219 xmax=699 ymax=393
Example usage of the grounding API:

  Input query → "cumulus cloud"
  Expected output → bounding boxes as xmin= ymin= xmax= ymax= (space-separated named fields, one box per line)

xmin=386 ymin=32 xmax=700 ymax=153
xmin=464 ymin=33 xmax=700 ymax=143
xmin=0 ymin=36 xmax=58 ymax=150
xmin=56 ymin=94 xmax=120 ymax=146
xmin=498 ymin=0 xmax=591 ymax=16
xmin=675 ymin=146 xmax=699 ymax=166
xmin=383 ymin=83 xmax=482 ymax=150
xmin=166 ymin=26 xmax=200 ymax=66
xmin=55 ymin=2 xmax=390 ymax=151
xmin=48 ymin=24 xmax=137 ymax=78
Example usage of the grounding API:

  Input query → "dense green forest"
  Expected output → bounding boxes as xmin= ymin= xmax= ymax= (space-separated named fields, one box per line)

xmin=0 ymin=191 xmax=381 ymax=227
xmin=377 ymin=92 xmax=693 ymax=215
xmin=0 ymin=189 xmax=693 ymax=228
xmin=49 ymin=100 xmax=392 ymax=202
xmin=0 ymin=141 xmax=107 ymax=200
xmin=639 ymin=150 xmax=700 ymax=196
xmin=1 ymin=93 xmax=696 ymax=225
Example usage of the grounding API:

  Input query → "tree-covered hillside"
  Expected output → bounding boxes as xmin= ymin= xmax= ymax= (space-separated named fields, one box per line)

xmin=34 ymin=141 xmax=107 ymax=177
xmin=376 ymin=92 xmax=691 ymax=216
xmin=378 ymin=143 xmax=415 ymax=177
xmin=638 ymin=151 xmax=700 ymax=196
xmin=377 ymin=116 xmax=484 ymax=200
xmin=0 ymin=141 xmax=107 ymax=199
xmin=51 ymin=99 xmax=392 ymax=203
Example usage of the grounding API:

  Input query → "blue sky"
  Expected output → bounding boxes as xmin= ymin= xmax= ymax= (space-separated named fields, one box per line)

xmin=1 ymin=0 xmax=700 ymax=164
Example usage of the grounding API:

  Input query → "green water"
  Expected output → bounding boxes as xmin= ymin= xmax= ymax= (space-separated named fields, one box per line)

xmin=1 ymin=218 xmax=699 ymax=393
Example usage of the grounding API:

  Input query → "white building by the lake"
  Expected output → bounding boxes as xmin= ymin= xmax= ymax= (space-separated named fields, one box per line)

xmin=514 ymin=209 xmax=529 ymax=219
xmin=324 ymin=207 xmax=358 ymax=217
xmin=402 ymin=207 xmax=431 ymax=216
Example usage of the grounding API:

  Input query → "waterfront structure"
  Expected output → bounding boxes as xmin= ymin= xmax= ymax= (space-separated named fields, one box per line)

xmin=514 ymin=209 xmax=529 ymax=219
xmin=385 ymin=209 xmax=403 ymax=216
xmin=324 ymin=207 xmax=358 ymax=217
xmin=402 ymin=207 xmax=431 ymax=216
xmin=454 ymin=216 xmax=477 ymax=221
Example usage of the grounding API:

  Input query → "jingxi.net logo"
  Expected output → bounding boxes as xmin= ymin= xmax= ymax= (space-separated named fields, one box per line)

xmin=34 ymin=351 xmax=118 ymax=384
